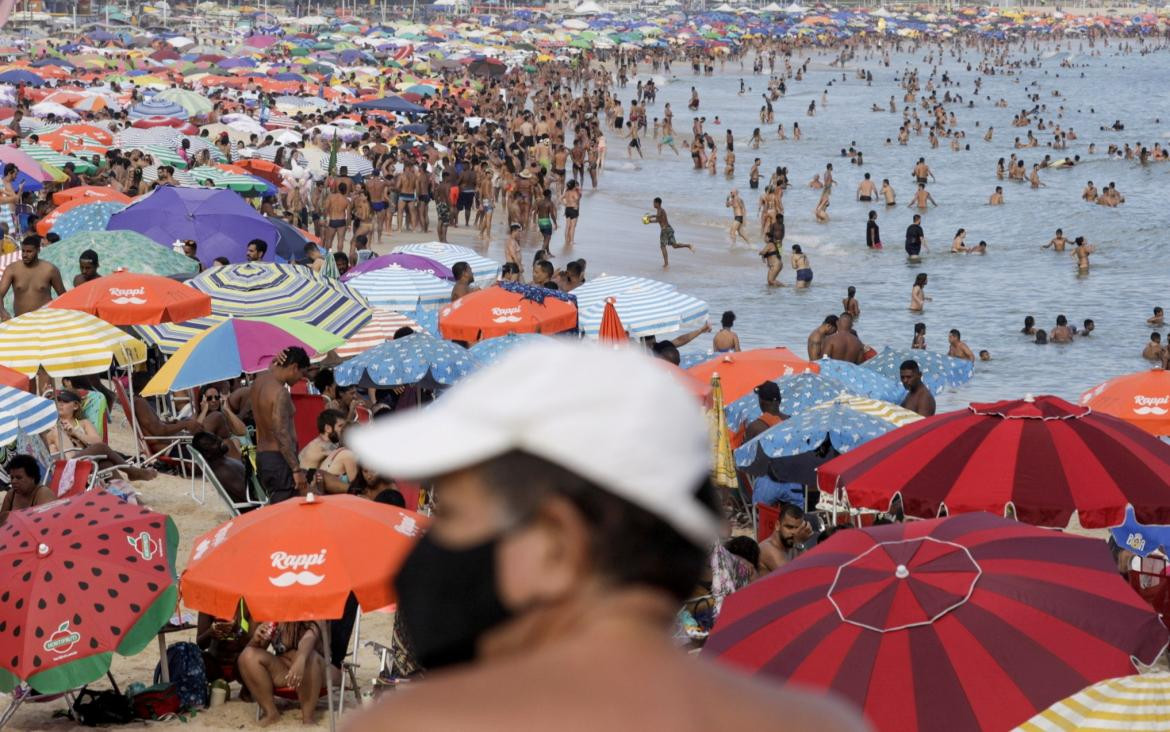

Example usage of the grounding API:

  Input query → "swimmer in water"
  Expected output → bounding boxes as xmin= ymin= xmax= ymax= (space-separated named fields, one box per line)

xmin=910 ymin=273 xmax=931 ymax=312
xmin=881 ymin=179 xmax=896 ymax=206
xmin=1044 ymin=228 xmax=1067 ymax=251
xmin=1073 ymin=236 xmax=1094 ymax=272
xmin=988 ymin=186 xmax=1004 ymax=205
xmin=907 ymin=183 xmax=937 ymax=210
xmin=791 ymin=245 xmax=812 ymax=288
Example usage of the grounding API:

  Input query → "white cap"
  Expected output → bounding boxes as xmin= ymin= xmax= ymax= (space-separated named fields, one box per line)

xmin=347 ymin=339 xmax=720 ymax=546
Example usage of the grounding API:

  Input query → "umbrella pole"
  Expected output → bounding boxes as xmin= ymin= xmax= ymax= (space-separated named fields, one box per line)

xmin=51 ymin=376 xmax=66 ymax=462
xmin=323 ymin=622 xmax=336 ymax=732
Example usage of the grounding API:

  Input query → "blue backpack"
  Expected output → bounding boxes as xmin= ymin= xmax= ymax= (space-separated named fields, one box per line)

xmin=154 ymin=642 xmax=209 ymax=711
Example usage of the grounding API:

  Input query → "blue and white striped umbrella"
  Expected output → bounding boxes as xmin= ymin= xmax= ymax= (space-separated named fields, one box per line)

xmin=575 ymin=275 xmax=708 ymax=339
xmin=679 ymin=351 xmax=713 ymax=370
xmin=815 ymin=358 xmax=908 ymax=404
xmin=469 ymin=333 xmax=552 ymax=366
xmin=49 ymin=201 xmax=126 ymax=240
xmin=129 ymin=97 xmax=189 ymax=120
xmin=316 ymin=150 xmax=373 ymax=177
xmin=723 ymin=372 xmax=851 ymax=432
xmin=0 ymin=385 xmax=57 ymax=445
xmin=345 ymin=265 xmax=451 ymax=312
xmin=392 ymin=243 xmax=500 ymax=283
xmin=863 ymin=347 xmax=974 ymax=395
xmin=335 ymin=332 xmax=476 ymax=388
xmin=734 ymin=396 xmax=923 ymax=472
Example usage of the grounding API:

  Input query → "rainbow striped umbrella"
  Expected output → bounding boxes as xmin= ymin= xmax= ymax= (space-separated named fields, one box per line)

xmin=136 ymin=263 xmax=371 ymax=352
xmin=0 ymin=308 xmax=145 ymax=377
xmin=142 ymin=316 xmax=344 ymax=395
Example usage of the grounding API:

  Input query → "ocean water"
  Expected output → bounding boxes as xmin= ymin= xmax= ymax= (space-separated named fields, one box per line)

xmin=489 ymin=38 xmax=1170 ymax=410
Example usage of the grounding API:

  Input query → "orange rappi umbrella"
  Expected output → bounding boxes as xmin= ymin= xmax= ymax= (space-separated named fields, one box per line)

xmin=48 ymin=270 xmax=212 ymax=325
xmin=687 ymin=347 xmax=819 ymax=403
xmin=235 ymin=158 xmax=285 ymax=186
xmin=180 ymin=493 xmax=428 ymax=622
xmin=1081 ymin=369 xmax=1170 ymax=436
xmin=598 ymin=297 xmax=628 ymax=344
xmin=439 ymin=283 xmax=578 ymax=343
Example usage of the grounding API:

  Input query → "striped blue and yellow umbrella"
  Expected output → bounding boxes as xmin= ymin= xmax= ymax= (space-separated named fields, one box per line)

xmin=137 ymin=263 xmax=370 ymax=352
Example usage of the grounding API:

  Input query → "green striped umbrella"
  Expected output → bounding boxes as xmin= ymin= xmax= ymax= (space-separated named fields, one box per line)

xmin=41 ymin=231 xmax=200 ymax=286
xmin=186 ymin=166 xmax=268 ymax=193
xmin=117 ymin=143 xmax=188 ymax=169
xmin=137 ymin=263 xmax=370 ymax=351
xmin=21 ymin=145 xmax=99 ymax=175
xmin=153 ymin=88 xmax=213 ymax=117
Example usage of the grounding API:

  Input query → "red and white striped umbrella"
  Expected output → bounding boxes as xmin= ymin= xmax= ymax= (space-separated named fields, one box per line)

xmin=817 ymin=394 xmax=1170 ymax=528
xmin=336 ymin=308 xmax=420 ymax=359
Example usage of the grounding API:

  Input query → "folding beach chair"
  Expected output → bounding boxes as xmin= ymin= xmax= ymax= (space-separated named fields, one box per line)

xmin=1129 ymin=555 xmax=1170 ymax=625
xmin=291 ymin=393 xmax=327 ymax=452
xmin=111 ymin=378 xmax=193 ymax=477
xmin=47 ymin=457 xmax=101 ymax=499
xmin=189 ymin=448 xmax=267 ymax=517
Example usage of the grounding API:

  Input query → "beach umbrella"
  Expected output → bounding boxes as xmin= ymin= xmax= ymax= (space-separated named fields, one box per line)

xmin=688 ymin=348 xmax=818 ymax=403
xmin=106 ymin=186 xmax=279 ymax=266
xmin=335 ymin=308 xmax=420 ymax=359
xmin=0 ymin=70 xmax=46 ymax=86
xmin=335 ymin=331 xmax=476 ymax=388
xmin=345 ymin=265 xmax=452 ymax=312
xmin=153 ymin=88 xmax=213 ymax=116
xmin=468 ymin=332 xmax=551 ymax=367
xmin=129 ymin=97 xmax=189 ymax=120
xmin=142 ymin=316 xmax=344 ymax=395
xmin=185 ymin=262 xmax=371 ymax=336
xmin=575 ymin=275 xmax=708 ymax=339
xmin=0 ymin=146 xmax=51 ymax=182
xmin=41 ymin=230 xmax=199 ymax=286
xmin=817 ymin=395 xmax=1170 ymax=528
xmin=0 ymin=309 xmax=145 ymax=378
xmin=597 ymin=298 xmax=627 ymax=343
xmin=816 ymin=357 xmax=907 ymax=404
xmin=0 ymin=385 xmax=57 ymax=444
xmin=439 ymin=282 xmax=578 ymax=343
xmin=51 ymin=185 xmax=125 ymax=206
xmin=705 ymin=513 xmax=1168 ymax=732
xmin=353 ymin=95 xmax=426 ymax=113
xmin=342 ymin=253 xmax=452 ymax=281
xmin=0 ymin=490 xmax=179 ymax=695
xmin=735 ymin=395 xmax=922 ymax=475
xmin=38 ymin=200 xmax=126 ymax=239
xmin=316 ymin=150 xmax=373 ymax=178
xmin=863 ymin=347 xmax=974 ymax=394
xmin=186 ymin=165 xmax=270 ymax=193
xmin=1018 ymin=673 xmax=1170 ymax=731
xmin=392 ymin=242 xmax=499 ymax=282
xmin=19 ymin=145 xmax=96 ymax=175
xmin=723 ymin=371 xmax=850 ymax=432
xmin=48 ymin=271 xmax=212 ymax=325
xmin=1080 ymin=369 xmax=1170 ymax=436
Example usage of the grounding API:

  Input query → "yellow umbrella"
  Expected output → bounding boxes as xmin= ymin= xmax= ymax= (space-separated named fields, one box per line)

xmin=1015 ymin=673 xmax=1170 ymax=730
xmin=0 ymin=308 xmax=145 ymax=377
xmin=708 ymin=373 xmax=738 ymax=490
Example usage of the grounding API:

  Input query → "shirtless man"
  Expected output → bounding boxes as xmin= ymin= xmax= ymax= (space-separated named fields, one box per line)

xmin=911 ymin=157 xmax=935 ymax=184
xmin=726 ymin=189 xmax=750 ymax=245
xmin=757 ymin=503 xmax=812 ymax=574
xmin=807 ymin=315 xmax=837 ymax=360
xmin=395 ymin=163 xmax=417 ymax=233
xmin=1143 ymin=333 xmax=1163 ymax=361
xmin=648 ymin=197 xmax=693 ymax=268
xmin=822 ymin=313 xmax=864 ymax=364
xmin=0 ymin=237 xmax=65 ymax=320
xmin=856 ymin=173 xmax=877 ymax=202
xmin=534 ymin=188 xmax=558 ymax=255
xmin=504 ymin=224 xmax=523 ymax=275
xmin=880 ymin=178 xmax=896 ymax=205
xmin=988 ymin=186 xmax=1004 ymax=205
xmin=947 ymin=329 xmax=975 ymax=361
xmin=252 ymin=347 xmax=310 ymax=504
xmin=1082 ymin=180 xmax=1098 ymax=203
xmin=900 ymin=360 xmax=936 ymax=417
xmin=298 ymin=408 xmax=345 ymax=472
xmin=907 ymin=183 xmax=937 ymax=210
xmin=1044 ymin=228 xmax=1067 ymax=252
xmin=366 ymin=172 xmax=390 ymax=243
xmin=1050 ymin=315 xmax=1074 ymax=344
xmin=322 ymin=183 xmax=351 ymax=253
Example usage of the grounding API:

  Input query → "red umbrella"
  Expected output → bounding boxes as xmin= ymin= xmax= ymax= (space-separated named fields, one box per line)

xmin=705 ymin=513 xmax=1168 ymax=732
xmin=0 ymin=490 xmax=179 ymax=694
xmin=597 ymin=297 xmax=627 ymax=344
xmin=816 ymin=395 xmax=1170 ymax=528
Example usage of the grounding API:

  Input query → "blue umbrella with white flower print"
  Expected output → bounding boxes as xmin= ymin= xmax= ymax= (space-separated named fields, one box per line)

xmin=334 ymin=332 xmax=476 ymax=389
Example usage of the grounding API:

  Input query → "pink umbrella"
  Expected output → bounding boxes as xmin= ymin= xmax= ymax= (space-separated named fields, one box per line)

xmin=0 ymin=145 xmax=51 ymax=182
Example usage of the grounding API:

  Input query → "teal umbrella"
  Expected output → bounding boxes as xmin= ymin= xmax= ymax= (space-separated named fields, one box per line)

xmin=43 ymin=231 xmax=199 ymax=286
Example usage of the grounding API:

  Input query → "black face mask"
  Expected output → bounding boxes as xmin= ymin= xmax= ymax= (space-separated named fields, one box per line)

xmin=394 ymin=533 xmax=512 ymax=671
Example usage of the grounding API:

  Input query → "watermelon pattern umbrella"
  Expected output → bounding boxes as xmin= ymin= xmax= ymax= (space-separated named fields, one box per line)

xmin=0 ymin=490 xmax=179 ymax=695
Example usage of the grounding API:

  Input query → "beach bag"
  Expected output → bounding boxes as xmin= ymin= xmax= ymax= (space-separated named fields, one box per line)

xmin=71 ymin=689 xmax=135 ymax=726
xmin=154 ymin=641 xmax=209 ymax=710
xmin=131 ymin=683 xmax=182 ymax=720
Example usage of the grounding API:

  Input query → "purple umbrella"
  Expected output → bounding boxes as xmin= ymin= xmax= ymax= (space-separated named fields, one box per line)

xmin=106 ymin=187 xmax=278 ymax=266
xmin=342 ymin=253 xmax=453 ymax=282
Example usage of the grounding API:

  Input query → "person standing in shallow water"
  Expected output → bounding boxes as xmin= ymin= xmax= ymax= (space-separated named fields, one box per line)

xmin=646 ymin=197 xmax=694 ymax=268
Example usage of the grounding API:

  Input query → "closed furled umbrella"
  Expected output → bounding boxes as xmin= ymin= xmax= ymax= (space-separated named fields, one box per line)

xmin=706 ymin=513 xmax=1169 ymax=732
xmin=817 ymin=394 xmax=1170 ymax=528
